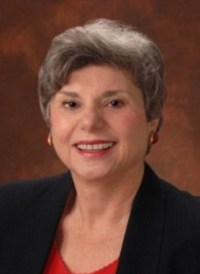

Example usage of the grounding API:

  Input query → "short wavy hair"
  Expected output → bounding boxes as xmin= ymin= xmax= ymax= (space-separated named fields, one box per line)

xmin=38 ymin=18 xmax=166 ymax=129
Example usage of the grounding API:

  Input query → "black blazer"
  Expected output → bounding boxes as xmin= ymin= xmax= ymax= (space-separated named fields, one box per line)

xmin=0 ymin=164 xmax=200 ymax=274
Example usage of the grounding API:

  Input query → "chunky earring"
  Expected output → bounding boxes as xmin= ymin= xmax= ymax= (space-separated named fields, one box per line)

xmin=150 ymin=131 xmax=159 ymax=145
xmin=46 ymin=133 xmax=52 ymax=146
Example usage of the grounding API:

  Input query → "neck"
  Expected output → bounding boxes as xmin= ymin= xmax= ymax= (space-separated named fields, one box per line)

xmin=68 ymin=163 xmax=144 ymax=228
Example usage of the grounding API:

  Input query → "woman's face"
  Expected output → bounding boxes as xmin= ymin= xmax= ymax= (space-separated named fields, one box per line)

xmin=49 ymin=64 xmax=158 ymax=183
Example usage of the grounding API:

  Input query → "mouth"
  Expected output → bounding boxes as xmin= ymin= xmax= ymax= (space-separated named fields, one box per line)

xmin=74 ymin=141 xmax=116 ymax=154
xmin=76 ymin=142 xmax=114 ymax=151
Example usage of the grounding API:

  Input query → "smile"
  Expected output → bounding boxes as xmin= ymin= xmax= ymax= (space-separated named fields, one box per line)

xmin=76 ymin=143 xmax=114 ymax=151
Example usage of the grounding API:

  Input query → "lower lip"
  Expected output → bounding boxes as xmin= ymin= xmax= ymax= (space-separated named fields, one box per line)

xmin=75 ymin=146 xmax=114 ymax=158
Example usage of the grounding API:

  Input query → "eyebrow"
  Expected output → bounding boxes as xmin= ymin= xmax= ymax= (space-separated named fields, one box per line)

xmin=59 ymin=91 xmax=80 ymax=98
xmin=59 ymin=89 xmax=132 ymax=98
xmin=102 ymin=90 xmax=130 ymax=98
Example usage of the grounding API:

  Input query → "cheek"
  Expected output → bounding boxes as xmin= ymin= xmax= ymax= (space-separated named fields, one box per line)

xmin=118 ymin=112 xmax=148 ymax=137
xmin=50 ymin=113 xmax=70 ymax=141
xmin=118 ymin=114 xmax=150 ymax=158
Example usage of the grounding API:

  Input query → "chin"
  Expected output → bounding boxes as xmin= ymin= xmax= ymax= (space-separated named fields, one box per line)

xmin=71 ymin=167 xmax=113 ymax=183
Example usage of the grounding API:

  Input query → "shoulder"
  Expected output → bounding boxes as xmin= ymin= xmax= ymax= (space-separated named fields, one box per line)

xmin=147 ymin=164 xmax=200 ymax=216
xmin=156 ymin=180 xmax=200 ymax=270
xmin=145 ymin=165 xmax=200 ymax=268
xmin=0 ymin=172 xmax=70 ymax=193
xmin=155 ymin=173 xmax=200 ymax=248
xmin=160 ymin=178 xmax=200 ymax=221
xmin=0 ymin=172 xmax=72 ymax=212
xmin=146 ymin=164 xmax=200 ymax=233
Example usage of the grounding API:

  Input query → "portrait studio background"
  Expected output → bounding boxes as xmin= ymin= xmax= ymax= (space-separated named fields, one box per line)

xmin=1 ymin=0 xmax=200 ymax=194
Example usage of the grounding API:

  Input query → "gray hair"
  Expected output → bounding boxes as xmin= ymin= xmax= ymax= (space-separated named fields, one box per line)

xmin=38 ymin=18 xmax=166 ymax=129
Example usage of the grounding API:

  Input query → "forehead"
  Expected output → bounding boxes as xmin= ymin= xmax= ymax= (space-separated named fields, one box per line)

xmin=62 ymin=64 xmax=137 ymax=92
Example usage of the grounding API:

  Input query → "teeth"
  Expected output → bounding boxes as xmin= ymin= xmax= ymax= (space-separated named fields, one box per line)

xmin=77 ymin=143 xmax=113 ymax=151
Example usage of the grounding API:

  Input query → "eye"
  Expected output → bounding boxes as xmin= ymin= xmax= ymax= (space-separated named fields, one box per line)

xmin=108 ymin=99 xmax=123 ymax=108
xmin=62 ymin=101 xmax=79 ymax=109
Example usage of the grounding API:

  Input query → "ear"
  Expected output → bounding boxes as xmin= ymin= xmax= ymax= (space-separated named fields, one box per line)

xmin=46 ymin=103 xmax=52 ymax=128
xmin=148 ymin=118 xmax=160 ymax=133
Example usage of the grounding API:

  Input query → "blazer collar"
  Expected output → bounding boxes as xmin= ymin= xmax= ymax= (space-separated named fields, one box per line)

xmin=117 ymin=164 xmax=168 ymax=274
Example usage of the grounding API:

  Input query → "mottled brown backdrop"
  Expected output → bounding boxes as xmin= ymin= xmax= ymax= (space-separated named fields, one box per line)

xmin=0 ymin=0 xmax=200 ymax=194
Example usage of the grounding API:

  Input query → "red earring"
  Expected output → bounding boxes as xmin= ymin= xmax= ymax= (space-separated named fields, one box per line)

xmin=46 ymin=134 xmax=52 ymax=146
xmin=151 ymin=132 xmax=159 ymax=145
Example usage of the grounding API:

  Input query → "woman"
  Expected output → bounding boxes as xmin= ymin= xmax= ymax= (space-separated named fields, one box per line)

xmin=0 ymin=19 xmax=200 ymax=274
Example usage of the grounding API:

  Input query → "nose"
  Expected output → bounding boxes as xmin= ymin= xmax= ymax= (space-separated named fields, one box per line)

xmin=80 ymin=106 xmax=106 ymax=132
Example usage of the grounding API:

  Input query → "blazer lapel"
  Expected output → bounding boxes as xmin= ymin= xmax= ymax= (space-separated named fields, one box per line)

xmin=7 ymin=173 xmax=72 ymax=274
xmin=117 ymin=164 xmax=168 ymax=274
xmin=4 ymin=166 xmax=168 ymax=274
